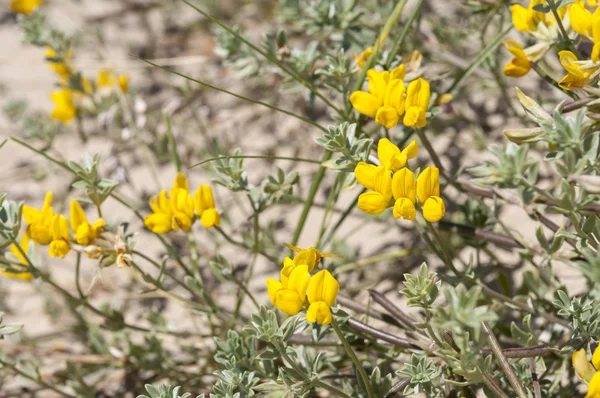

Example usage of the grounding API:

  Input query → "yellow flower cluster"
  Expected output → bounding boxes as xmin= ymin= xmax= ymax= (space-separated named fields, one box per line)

xmin=558 ymin=2 xmax=600 ymax=89
xmin=503 ymin=0 xmax=569 ymax=78
xmin=21 ymin=192 xmax=106 ymax=260
xmin=45 ymin=47 xmax=128 ymax=125
xmin=573 ymin=347 xmax=600 ymax=397
xmin=144 ymin=173 xmax=220 ymax=234
xmin=10 ymin=0 xmax=42 ymax=15
xmin=350 ymin=65 xmax=430 ymax=129
xmin=267 ymin=245 xmax=339 ymax=325
xmin=354 ymin=138 xmax=445 ymax=223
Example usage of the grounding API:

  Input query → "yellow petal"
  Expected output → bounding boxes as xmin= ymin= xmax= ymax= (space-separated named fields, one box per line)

xmin=504 ymin=58 xmax=531 ymax=78
xmin=390 ymin=64 xmax=405 ymax=80
xmin=593 ymin=346 xmax=600 ymax=371
xmin=307 ymin=269 xmax=339 ymax=306
xmin=118 ymin=75 xmax=129 ymax=93
xmin=266 ymin=278 xmax=281 ymax=303
xmin=588 ymin=371 xmax=600 ymax=398
xmin=172 ymin=212 xmax=193 ymax=232
xmin=383 ymin=78 xmax=406 ymax=116
xmin=194 ymin=185 xmax=216 ymax=215
xmin=48 ymin=239 xmax=69 ymax=258
xmin=22 ymin=206 xmax=42 ymax=225
xmin=144 ymin=213 xmax=172 ymax=234
xmin=50 ymin=89 xmax=76 ymax=124
xmin=200 ymin=208 xmax=220 ymax=228
xmin=367 ymin=69 xmax=390 ymax=101
xmin=349 ymin=91 xmax=381 ymax=118
xmin=358 ymin=191 xmax=391 ymax=215
xmin=512 ymin=4 xmax=531 ymax=32
xmin=574 ymin=349 xmax=596 ymax=383
xmin=306 ymin=301 xmax=333 ymax=325
xmin=417 ymin=166 xmax=440 ymax=204
xmin=274 ymin=289 xmax=304 ymax=315
xmin=173 ymin=172 xmax=189 ymax=192
xmin=570 ymin=2 xmax=593 ymax=36
xmin=375 ymin=106 xmax=400 ymax=129
xmin=69 ymin=200 xmax=87 ymax=232
xmin=75 ymin=223 xmax=92 ymax=245
xmin=27 ymin=224 xmax=52 ymax=245
xmin=422 ymin=196 xmax=445 ymax=222
xmin=377 ymin=138 xmax=405 ymax=172
xmin=354 ymin=163 xmax=392 ymax=196
xmin=393 ymin=198 xmax=417 ymax=220
xmin=287 ymin=264 xmax=310 ymax=299
xmin=391 ymin=167 xmax=416 ymax=201
xmin=559 ymin=51 xmax=586 ymax=77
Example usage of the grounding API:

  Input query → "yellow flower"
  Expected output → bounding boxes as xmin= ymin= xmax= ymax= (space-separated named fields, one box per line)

xmin=97 ymin=69 xmax=129 ymax=93
xmin=50 ymin=89 xmax=76 ymax=124
xmin=3 ymin=235 xmax=33 ymax=281
xmin=503 ymin=40 xmax=532 ymax=77
xmin=512 ymin=0 xmax=565 ymax=33
xmin=23 ymin=192 xmax=54 ymax=245
xmin=46 ymin=48 xmax=72 ymax=81
xmin=355 ymin=163 xmax=393 ymax=215
xmin=391 ymin=167 xmax=417 ymax=220
xmin=558 ymin=50 xmax=600 ymax=90
xmin=349 ymin=66 xmax=407 ymax=128
xmin=284 ymin=243 xmax=340 ymax=272
xmin=170 ymin=188 xmax=194 ymax=232
xmin=48 ymin=214 xmax=70 ymax=258
xmin=417 ymin=166 xmax=445 ymax=223
xmin=194 ymin=184 xmax=220 ymax=228
xmin=69 ymin=200 xmax=105 ymax=245
xmin=378 ymin=138 xmax=418 ymax=172
xmin=10 ymin=0 xmax=42 ymax=15
xmin=306 ymin=269 xmax=339 ymax=325
xmin=145 ymin=190 xmax=173 ymax=234
xmin=403 ymin=78 xmax=430 ymax=128
xmin=569 ymin=3 xmax=600 ymax=61
xmin=118 ymin=75 xmax=129 ymax=93
xmin=573 ymin=347 xmax=600 ymax=397
xmin=355 ymin=47 xmax=373 ymax=68
xmin=267 ymin=264 xmax=310 ymax=315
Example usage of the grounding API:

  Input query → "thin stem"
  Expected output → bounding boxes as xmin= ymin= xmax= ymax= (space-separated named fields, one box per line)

xmin=415 ymin=128 xmax=446 ymax=179
xmin=0 ymin=358 xmax=76 ymax=398
xmin=425 ymin=221 xmax=460 ymax=276
xmin=141 ymin=58 xmax=327 ymax=133
xmin=189 ymin=154 xmax=322 ymax=169
xmin=481 ymin=321 xmax=528 ymax=398
xmin=546 ymin=0 xmax=580 ymax=57
xmin=331 ymin=318 xmax=376 ymax=398
xmin=75 ymin=253 xmax=85 ymax=298
xmin=385 ymin=0 xmax=424 ymax=69
xmin=181 ymin=0 xmax=343 ymax=116
xmin=482 ymin=374 xmax=511 ymax=398
xmin=291 ymin=151 xmax=332 ymax=246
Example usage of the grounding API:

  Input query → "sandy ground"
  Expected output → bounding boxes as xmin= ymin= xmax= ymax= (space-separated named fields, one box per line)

xmin=0 ymin=0 xmax=588 ymax=396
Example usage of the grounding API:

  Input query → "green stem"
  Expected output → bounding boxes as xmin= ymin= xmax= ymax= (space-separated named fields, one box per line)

xmin=415 ymin=128 xmax=446 ymax=178
xmin=331 ymin=318 xmax=376 ymax=398
xmin=385 ymin=0 xmax=424 ymax=69
xmin=75 ymin=252 xmax=85 ymax=299
xmin=321 ymin=188 xmax=364 ymax=249
xmin=291 ymin=151 xmax=332 ymax=246
xmin=189 ymin=154 xmax=322 ymax=170
xmin=426 ymin=221 xmax=460 ymax=277
xmin=481 ymin=321 xmax=528 ymax=398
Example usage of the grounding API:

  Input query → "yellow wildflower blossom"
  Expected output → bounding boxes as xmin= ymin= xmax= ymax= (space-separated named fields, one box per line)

xmin=354 ymin=47 xmax=373 ymax=68
xmin=417 ymin=166 xmax=445 ymax=223
xmin=48 ymin=214 xmax=70 ymax=258
xmin=170 ymin=188 xmax=194 ymax=232
xmin=284 ymin=243 xmax=340 ymax=272
xmin=349 ymin=65 xmax=408 ymax=128
xmin=403 ymin=78 xmax=430 ymax=128
xmin=569 ymin=2 xmax=600 ymax=61
xmin=46 ymin=48 xmax=72 ymax=81
xmin=3 ymin=235 xmax=33 ymax=281
xmin=512 ymin=0 xmax=566 ymax=33
xmin=23 ymin=192 xmax=54 ymax=245
xmin=10 ymin=0 xmax=42 ymax=15
xmin=267 ymin=264 xmax=310 ymax=315
xmin=98 ymin=69 xmax=129 ymax=93
xmin=50 ymin=89 xmax=76 ymax=124
xmin=503 ymin=40 xmax=532 ymax=77
xmin=573 ymin=347 xmax=600 ymax=397
xmin=558 ymin=50 xmax=600 ymax=90
xmin=355 ymin=163 xmax=393 ymax=215
xmin=145 ymin=190 xmax=173 ymax=234
xmin=378 ymin=138 xmax=418 ymax=172
xmin=118 ymin=75 xmax=129 ymax=93
xmin=306 ymin=269 xmax=339 ymax=325
xmin=194 ymin=185 xmax=220 ymax=228
xmin=69 ymin=200 xmax=106 ymax=245
xmin=391 ymin=167 xmax=417 ymax=221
